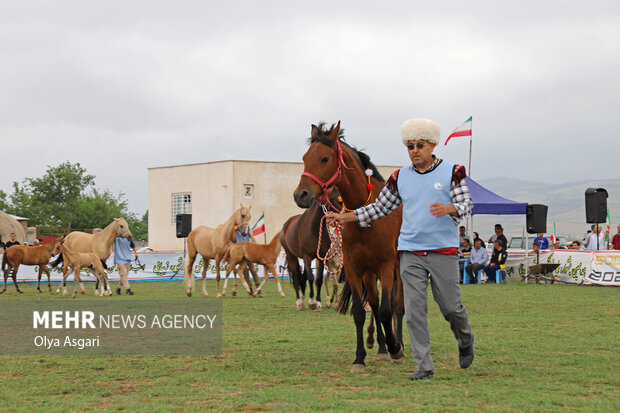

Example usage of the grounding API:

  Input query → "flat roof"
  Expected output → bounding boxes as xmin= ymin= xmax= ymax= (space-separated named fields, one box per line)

xmin=148 ymin=159 xmax=400 ymax=170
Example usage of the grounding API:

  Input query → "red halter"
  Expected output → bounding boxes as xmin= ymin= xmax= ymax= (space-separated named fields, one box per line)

xmin=301 ymin=140 xmax=352 ymax=209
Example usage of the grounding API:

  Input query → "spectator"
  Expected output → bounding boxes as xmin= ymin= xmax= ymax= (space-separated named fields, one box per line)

xmin=485 ymin=240 xmax=508 ymax=283
xmin=585 ymin=225 xmax=606 ymax=251
xmin=33 ymin=239 xmax=40 ymax=246
xmin=612 ymin=225 xmax=620 ymax=250
xmin=466 ymin=238 xmax=488 ymax=283
xmin=459 ymin=226 xmax=468 ymax=251
xmin=552 ymin=240 xmax=564 ymax=250
xmin=487 ymin=224 xmax=504 ymax=245
xmin=533 ymin=233 xmax=549 ymax=250
xmin=472 ymin=232 xmax=485 ymax=248
xmin=532 ymin=241 xmax=540 ymax=263
xmin=4 ymin=233 xmax=20 ymax=249
xmin=458 ymin=238 xmax=472 ymax=283
xmin=491 ymin=225 xmax=507 ymax=250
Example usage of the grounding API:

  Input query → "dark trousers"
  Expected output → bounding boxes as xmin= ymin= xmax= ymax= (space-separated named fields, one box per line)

xmin=465 ymin=263 xmax=484 ymax=283
xmin=484 ymin=264 xmax=501 ymax=283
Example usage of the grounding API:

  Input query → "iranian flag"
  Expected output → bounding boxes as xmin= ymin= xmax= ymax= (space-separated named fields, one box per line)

xmin=445 ymin=116 xmax=472 ymax=145
xmin=604 ymin=210 xmax=611 ymax=242
xmin=252 ymin=213 xmax=265 ymax=236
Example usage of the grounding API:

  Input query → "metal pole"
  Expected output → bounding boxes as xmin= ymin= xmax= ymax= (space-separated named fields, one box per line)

xmin=468 ymin=119 xmax=473 ymax=235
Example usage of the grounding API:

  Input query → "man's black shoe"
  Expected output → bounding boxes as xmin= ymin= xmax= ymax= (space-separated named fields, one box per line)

xmin=408 ymin=370 xmax=434 ymax=380
xmin=116 ymin=287 xmax=121 ymax=296
xmin=125 ymin=289 xmax=134 ymax=296
xmin=459 ymin=339 xmax=475 ymax=369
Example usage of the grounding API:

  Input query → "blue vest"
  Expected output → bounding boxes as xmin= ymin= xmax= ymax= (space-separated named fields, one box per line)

xmin=397 ymin=160 xmax=459 ymax=251
xmin=235 ymin=229 xmax=251 ymax=243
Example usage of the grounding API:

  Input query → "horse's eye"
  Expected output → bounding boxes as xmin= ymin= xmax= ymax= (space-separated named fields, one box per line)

xmin=241 ymin=214 xmax=245 ymax=219
xmin=321 ymin=156 xmax=329 ymax=164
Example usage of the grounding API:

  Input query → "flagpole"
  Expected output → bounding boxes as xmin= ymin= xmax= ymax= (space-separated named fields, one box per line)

xmin=468 ymin=118 xmax=473 ymax=235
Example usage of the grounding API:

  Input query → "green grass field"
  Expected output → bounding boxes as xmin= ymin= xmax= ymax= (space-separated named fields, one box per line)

xmin=0 ymin=280 xmax=618 ymax=412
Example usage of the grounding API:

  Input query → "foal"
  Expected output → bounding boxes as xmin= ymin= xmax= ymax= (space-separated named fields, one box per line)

xmin=1 ymin=238 xmax=62 ymax=294
xmin=222 ymin=232 xmax=285 ymax=298
xmin=57 ymin=244 xmax=110 ymax=298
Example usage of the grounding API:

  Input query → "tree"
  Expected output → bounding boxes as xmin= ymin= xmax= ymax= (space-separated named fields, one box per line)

xmin=7 ymin=162 xmax=95 ymax=230
xmin=72 ymin=190 xmax=128 ymax=229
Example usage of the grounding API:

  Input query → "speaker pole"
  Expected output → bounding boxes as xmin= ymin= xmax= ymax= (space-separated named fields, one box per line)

xmin=595 ymin=195 xmax=599 ymax=251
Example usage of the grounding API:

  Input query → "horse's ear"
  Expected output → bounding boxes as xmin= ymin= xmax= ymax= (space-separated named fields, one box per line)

xmin=310 ymin=124 xmax=318 ymax=138
xmin=239 ymin=202 xmax=244 ymax=209
xmin=249 ymin=205 xmax=252 ymax=210
xmin=327 ymin=121 xmax=341 ymax=142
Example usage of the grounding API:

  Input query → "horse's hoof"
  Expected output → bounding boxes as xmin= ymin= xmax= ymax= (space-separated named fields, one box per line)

xmin=313 ymin=306 xmax=322 ymax=313
xmin=186 ymin=291 xmax=192 ymax=297
xmin=203 ymin=293 xmax=209 ymax=298
xmin=375 ymin=353 xmax=389 ymax=361
xmin=18 ymin=290 xmax=24 ymax=294
xmin=257 ymin=292 xmax=264 ymax=298
xmin=392 ymin=356 xmax=406 ymax=364
xmin=366 ymin=342 xmax=374 ymax=350
xmin=279 ymin=292 xmax=285 ymax=298
xmin=80 ymin=290 xmax=85 ymax=295
xmin=95 ymin=291 xmax=100 ymax=296
xmin=390 ymin=346 xmax=405 ymax=361
xmin=350 ymin=364 xmax=366 ymax=373
xmin=308 ymin=302 xmax=317 ymax=311
xmin=232 ymin=291 xmax=237 ymax=297
xmin=62 ymin=291 xmax=68 ymax=296
xmin=216 ymin=293 xmax=223 ymax=299
xmin=104 ymin=292 xmax=111 ymax=296
xmin=325 ymin=299 xmax=332 ymax=308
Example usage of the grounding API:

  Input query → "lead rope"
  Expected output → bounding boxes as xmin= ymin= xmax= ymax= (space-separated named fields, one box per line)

xmin=317 ymin=204 xmax=344 ymax=276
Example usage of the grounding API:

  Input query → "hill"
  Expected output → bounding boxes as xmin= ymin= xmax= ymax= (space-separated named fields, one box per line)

xmin=471 ymin=178 xmax=619 ymax=241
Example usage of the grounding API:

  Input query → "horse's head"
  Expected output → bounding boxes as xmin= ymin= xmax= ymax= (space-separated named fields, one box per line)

xmin=294 ymin=121 xmax=345 ymax=208
xmin=235 ymin=203 xmax=252 ymax=235
xmin=50 ymin=238 xmax=63 ymax=256
xmin=114 ymin=218 xmax=133 ymax=240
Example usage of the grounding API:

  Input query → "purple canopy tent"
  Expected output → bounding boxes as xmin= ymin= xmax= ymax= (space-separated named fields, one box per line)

xmin=465 ymin=177 xmax=527 ymax=215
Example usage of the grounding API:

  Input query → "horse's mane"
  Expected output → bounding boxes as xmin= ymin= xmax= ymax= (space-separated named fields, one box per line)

xmin=307 ymin=122 xmax=385 ymax=184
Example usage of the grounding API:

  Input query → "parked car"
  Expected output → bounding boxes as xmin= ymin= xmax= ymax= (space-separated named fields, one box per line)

xmin=508 ymin=236 xmax=570 ymax=249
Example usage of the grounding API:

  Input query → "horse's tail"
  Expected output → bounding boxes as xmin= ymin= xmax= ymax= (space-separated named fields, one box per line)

xmin=1 ymin=252 xmax=7 ymax=273
xmin=100 ymin=259 xmax=108 ymax=270
xmin=336 ymin=281 xmax=351 ymax=315
xmin=51 ymin=253 xmax=64 ymax=268
xmin=222 ymin=244 xmax=233 ymax=264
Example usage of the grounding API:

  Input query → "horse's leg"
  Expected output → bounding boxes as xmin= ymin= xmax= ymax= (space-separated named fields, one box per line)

xmin=268 ymin=264 xmax=285 ymax=298
xmin=220 ymin=260 xmax=234 ymax=298
xmin=248 ymin=264 xmax=262 ymax=298
xmin=44 ymin=267 xmax=52 ymax=292
xmin=37 ymin=266 xmax=43 ymax=293
xmin=365 ymin=275 xmax=388 ymax=359
xmin=305 ymin=259 xmax=317 ymax=310
xmin=12 ymin=265 xmax=23 ymax=293
xmin=215 ymin=257 xmax=224 ymax=299
xmin=0 ymin=264 xmax=9 ymax=294
xmin=254 ymin=265 xmax=269 ymax=295
xmin=184 ymin=251 xmax=197 ymax=297
xmin=376 ymin=268 xmax=404 ymax=362
xmin=366 ymin=311 xmax=375 ymax=349
xmin=350 ymin=283 xmax=368 ymax=373
xmin=72 ymin=268 xmax=79 ymax=298
xmin=324 ymin=270 xmax=331 ymax=307
xmin=313 ymin=260 xmax=324 ymax=311
xmin=331 ymin=269 xmax=340 ymax=307
xmin=236 ymin=262 xmax=254 ymax=296
xmin=200 ymin=263 xmax=209 ymax=298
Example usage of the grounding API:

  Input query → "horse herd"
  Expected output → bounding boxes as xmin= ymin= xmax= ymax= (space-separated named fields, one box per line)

xmin=1 ymin=121 xmax=405 ymax=372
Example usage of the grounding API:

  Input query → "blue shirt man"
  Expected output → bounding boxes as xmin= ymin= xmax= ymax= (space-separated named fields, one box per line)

xmin=114 ymin=236 xmax=136 ymax=295
xmin=533 ymin=233 xmax=549 ymax=250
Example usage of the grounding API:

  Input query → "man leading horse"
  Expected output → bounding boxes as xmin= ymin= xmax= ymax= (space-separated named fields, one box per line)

xmin=328 ymin=118 xmax=475 ymax=381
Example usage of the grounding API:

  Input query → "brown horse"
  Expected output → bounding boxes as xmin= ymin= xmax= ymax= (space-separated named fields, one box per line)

xmin=280 ymin=192 xmax=342 ymax=312
xmin=56 ymin=243 xmax=110 ymax=298
xmin=222 ymin=231 xmax=285 ymax=298
xmin=293 ymin=121 xmax=404 ymax=372
xmin=184 ymin=203 xmax=252 ymax=298
xmin=52 ymin=217 xmax=132 ymax=295
xmin=1 ymin=238 xmax=63 ymax=294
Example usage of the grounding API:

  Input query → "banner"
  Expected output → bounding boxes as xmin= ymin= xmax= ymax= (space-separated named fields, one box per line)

xmin=0 ymin=251 xmax=292 ymax=284
xmin=503 ymin=249 xmax=620 ymax=286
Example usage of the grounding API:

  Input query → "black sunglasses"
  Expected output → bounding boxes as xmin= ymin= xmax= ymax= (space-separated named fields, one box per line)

xmin=406 ymin=142 xmax=427 ymax=150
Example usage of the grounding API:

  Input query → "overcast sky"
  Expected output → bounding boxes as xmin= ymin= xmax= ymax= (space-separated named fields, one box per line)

xmin=2 ymin=1 xmax=619 ymax=214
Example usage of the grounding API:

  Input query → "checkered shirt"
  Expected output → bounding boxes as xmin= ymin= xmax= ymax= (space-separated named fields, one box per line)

xmin=354 ymin=158 xmax=473 ymax=227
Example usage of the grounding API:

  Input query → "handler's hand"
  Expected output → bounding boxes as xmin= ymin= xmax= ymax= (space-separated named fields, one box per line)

xmin=429 ymin=203 xmax=457 ymax=218
xmin=326 ymin=211 xmax=356 ymax=226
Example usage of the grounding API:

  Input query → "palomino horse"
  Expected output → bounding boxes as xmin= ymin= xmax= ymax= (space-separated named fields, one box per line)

xmin=294 ymin=121 xmax=404 ymax=372
xmin=184 ymin=203 xmax=252 ymax=298
xmin=222 ymin=231 xmax=285 ymax=298
xmin=52 ymin=217 xmax=132 ymax=295
xmin=0 ymin=238 xmax=63 ymax=294
xmin=56 ymin=243 xmax=110 ymax=298
xmin=280 ymin=192 xmax=342 ymax=312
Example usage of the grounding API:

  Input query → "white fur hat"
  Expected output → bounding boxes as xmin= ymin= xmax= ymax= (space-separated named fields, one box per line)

xmin=401 ymin=118 xmax=440 ymax=145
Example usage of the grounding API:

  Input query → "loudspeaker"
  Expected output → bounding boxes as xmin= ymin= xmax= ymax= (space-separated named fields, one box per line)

xmin=526 ymin=204 xmax=547 ymax=234
xmin=176 ymin=214 xmax=192 ymax=238
xmin=585 ymin=188 xmax=608 ymax=224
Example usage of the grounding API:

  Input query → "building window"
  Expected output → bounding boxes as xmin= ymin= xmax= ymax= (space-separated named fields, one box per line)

xmin=171 ymin=192 xmax=192 ymax=224
xmin=243 ymin=184 xmax=254 ymax=199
